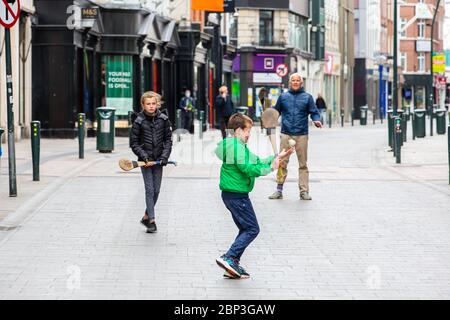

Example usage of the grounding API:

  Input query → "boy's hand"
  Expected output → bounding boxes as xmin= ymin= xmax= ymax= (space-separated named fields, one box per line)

xmin=278 ymin=147 xmax=294 ymax=159
xmin=271 ymin=157 xmax=281 ymax=171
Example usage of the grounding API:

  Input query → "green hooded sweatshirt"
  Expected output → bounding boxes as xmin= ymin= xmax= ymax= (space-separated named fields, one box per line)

xmin=215 ymin=137 xmax=275 ymax=194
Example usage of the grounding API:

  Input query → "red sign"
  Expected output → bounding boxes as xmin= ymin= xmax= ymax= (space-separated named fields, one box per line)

xmin=276 ymin=63 xmax=288 ymax=77
xmin=0 ymin=0 xmax=20 ymax=29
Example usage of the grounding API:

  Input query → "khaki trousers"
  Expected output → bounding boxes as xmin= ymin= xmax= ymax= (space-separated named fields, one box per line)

xmin=276 ymin=134 xmax=309 ymax=193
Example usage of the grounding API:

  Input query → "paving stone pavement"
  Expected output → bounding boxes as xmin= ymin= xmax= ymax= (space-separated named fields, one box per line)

xmin=0 ymin=122 xmax=449 ymax=299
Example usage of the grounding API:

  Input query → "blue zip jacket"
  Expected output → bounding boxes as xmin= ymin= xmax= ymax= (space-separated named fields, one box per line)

xmin=274 ymin=88 xmax=321 ymax=136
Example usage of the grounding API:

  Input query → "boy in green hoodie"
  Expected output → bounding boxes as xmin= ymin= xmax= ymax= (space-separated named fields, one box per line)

xmin=214 ymin=113 xmax=293 ymax=279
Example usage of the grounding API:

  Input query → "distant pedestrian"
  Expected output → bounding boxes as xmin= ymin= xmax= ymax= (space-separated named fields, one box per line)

xmin=215 ymin=86 xmax=235 ymax=139
xmin=214 ymin=113 xmax=294 ymax=279
xmin=179 ymin=89 xmax=195 ymax=133
xmin=316 ymin=93 xmax=327 ymax=125
xmin=257 ymin=88 xmax=272 ymax=130
xmin=130 ymin=91 xmax=173 ymax=233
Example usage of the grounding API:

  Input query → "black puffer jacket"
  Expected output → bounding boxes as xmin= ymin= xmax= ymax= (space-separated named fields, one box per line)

xmin=130 ymin=110 xmax=173 ymax=162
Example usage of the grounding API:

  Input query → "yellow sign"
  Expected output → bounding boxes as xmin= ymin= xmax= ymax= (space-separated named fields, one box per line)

xmin=432 ymin=53 xmax=446 ymax=73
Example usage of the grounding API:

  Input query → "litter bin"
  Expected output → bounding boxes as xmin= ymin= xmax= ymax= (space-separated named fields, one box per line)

xmin=435 ymin=108 xmax=447 ymax=135
xmin=414 ymin=109 xmax=426 ymax=138
xmin=236 ymin=106 xmax=249 ymax=115
xmin=96 ymin=107 xmax=116 ymax=153
xmin=387 ymin=110 xmax=394 ymax=148
xmin=360 ymin=106 xmax=368 ymax=126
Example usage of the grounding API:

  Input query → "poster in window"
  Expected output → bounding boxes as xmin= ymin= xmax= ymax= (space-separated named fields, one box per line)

xmin=104 ymin=55 xmax=134 ymax=116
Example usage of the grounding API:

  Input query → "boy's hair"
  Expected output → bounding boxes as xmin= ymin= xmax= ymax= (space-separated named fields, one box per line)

xmin=228 ymin=113 xmax=253 ymax=131
xmin=141 ymin=91 xmax=161 ymax=107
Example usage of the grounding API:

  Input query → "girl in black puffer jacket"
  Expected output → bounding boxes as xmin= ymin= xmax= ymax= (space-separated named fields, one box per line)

xmin=130 ymin=91 xmax=173 ymax=233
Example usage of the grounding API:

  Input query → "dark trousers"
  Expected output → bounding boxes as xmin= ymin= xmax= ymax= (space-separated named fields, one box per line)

xmin=182 ymin=110 xmax=193 ymax=133
xmin=222 ymin=195 xmax=260 ymax=261
xmin=220 ymin=116 xmax=231 ymax=139
xmin=141 ymin=166 xmax=163 ymax=220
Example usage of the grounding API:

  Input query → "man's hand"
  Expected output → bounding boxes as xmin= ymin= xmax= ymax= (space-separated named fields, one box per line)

xmin=313 ymin=121 xmax=323 ymax=128
xmin=159 ymin=159 xmax=168 ymax=166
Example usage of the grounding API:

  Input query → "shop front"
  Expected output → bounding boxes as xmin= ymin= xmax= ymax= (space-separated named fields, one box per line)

xmin=32 ymin=0 xmax=179 ymax=138
xmin=233 ymin=51 xmax=290 ymax=121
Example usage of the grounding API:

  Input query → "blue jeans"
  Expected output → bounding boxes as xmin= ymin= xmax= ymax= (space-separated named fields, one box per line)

xmin=141 ymin=166 xmax=163 ymax=220
xmin=222 ymin=194 xmax=260 ymax=261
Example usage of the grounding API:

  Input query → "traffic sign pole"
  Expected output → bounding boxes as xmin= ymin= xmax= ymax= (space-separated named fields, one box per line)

xmin=5 ymin=28 xmax=17 ymax=196
xmin=1 ymin=0 xmax=21 ymax=197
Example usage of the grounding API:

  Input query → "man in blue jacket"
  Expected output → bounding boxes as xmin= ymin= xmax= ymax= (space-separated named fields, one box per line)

xmin=268 ymin=73 xmax=322 ymax=201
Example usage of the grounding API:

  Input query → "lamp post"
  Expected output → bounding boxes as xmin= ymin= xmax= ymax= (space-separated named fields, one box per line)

xmin=393 ymin=0 xmax=401 ymax=164
xmin=429 ymin=0 xmax=442 ymax=137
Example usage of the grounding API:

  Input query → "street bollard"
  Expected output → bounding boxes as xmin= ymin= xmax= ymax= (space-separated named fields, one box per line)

xmin=448 ymin=125 xmax=450 ymax=185
xmin=176 ymin=109 xmax=182 ymax=142
xmin=30 ymin=121 xmax=41 ymax=181
xmin=0 ymin=128 xmax=4 ymax=170
xmin=394 ymin=116 xmax=402 ymax=164
xmin=373 ymin=108 xmax=376 ymax=125
xmin=128 ymin=111 xmax=134 ymax=138
xmin=328 ymin=111 xmax=332 ymax=129
xmin=341 ymin=110 xmax=344 ymax=127
xmin=199 ymin=111 xmax=204 ymax=139
xmin=429 ymin=106 xmax=434 ymax=137
xmin=351 ymin=110 xmax=354 ymax=126
xmin=402 ymin=112 xmax=407 ymax=143
xmin=78 ymin=113 xmax=86 ymax=159
xmin=412 ymin=112 xmax=416 ymax=140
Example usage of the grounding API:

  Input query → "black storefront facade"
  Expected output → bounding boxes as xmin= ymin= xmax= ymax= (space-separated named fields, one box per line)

xmin=32 ymin=0 xmax=180 ymax=138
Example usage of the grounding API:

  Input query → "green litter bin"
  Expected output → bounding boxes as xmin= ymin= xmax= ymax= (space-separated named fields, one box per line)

xmin=360 ymin=106 xmax=368 ymax=126
xmin=96 ymin=107 xmax=116 ymax=153
xmin=414 ymin=108 xmax=426 ymax=138
xmin=435 ymin=109 xmax=446 ymax=135
xmin=388 ymin=110 xmax=394 ymax=148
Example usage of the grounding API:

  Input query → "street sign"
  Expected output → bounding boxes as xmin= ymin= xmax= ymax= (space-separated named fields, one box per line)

xmin=0 ymin=0 xmax=20 ymax=28
xmin=276 ymin=63 xmax=288 ymax=77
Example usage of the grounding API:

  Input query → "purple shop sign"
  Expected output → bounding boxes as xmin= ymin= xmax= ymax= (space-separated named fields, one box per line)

xmin=233 ymin=54 xmax=287 ymax=73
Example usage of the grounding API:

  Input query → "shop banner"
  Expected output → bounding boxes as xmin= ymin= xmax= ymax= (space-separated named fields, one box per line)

xmin=192 ymin=0 xmax=223 ymax=12
xmin=432 ymin=52 xmax=446 ymax=73
xmin=105 ymin=55 xmax=134 ymax=116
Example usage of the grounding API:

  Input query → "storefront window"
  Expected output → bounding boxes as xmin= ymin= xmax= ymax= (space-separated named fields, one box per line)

xmin=289 ymin=14 xmax=308 ymax=52
xmin=102 ymin=55 xmax=134 ymax=116
xmin=259 ymin=10 xmax=273 ymax=46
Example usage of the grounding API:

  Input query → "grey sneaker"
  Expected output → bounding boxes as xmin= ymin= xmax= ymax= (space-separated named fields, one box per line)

xmin=300 ymin=192 xmax=312 ymax=200
xmin=268 ymin=191 xmax=283 ymax=199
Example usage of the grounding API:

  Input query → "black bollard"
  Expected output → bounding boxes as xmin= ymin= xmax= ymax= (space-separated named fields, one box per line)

xmin=78 ymin=113 xmax=86 ymax=159
xmin=30 ymin=121 xmax=41 ymax=181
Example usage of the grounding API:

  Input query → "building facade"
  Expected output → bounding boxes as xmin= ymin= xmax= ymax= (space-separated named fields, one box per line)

xmin=232 ymin=0 xmax=325 ymax=120
xmin=339 ymin=0 xmax=355 ymax=122
xmin=399 ymin=0 xmax=445 ymax=111
xmin=0 ymin=0 xmax=35 ymax=142
xmin=324 ymin=0 xmax=341 ymax=122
